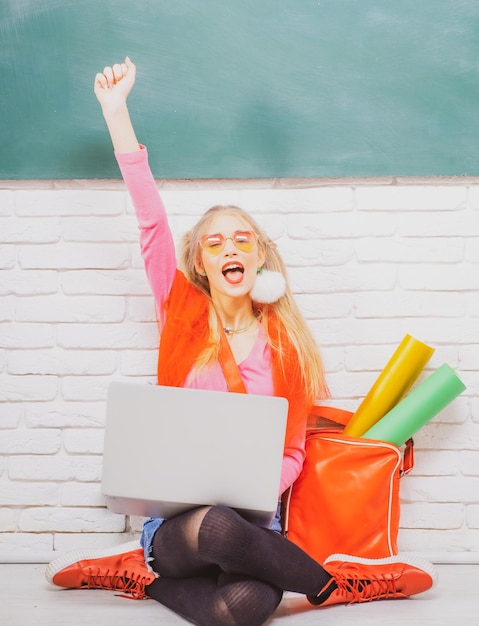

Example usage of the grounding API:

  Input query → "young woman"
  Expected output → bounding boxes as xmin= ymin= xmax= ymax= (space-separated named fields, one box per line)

xmin=46 ymin=57 xmax=437 ymax=626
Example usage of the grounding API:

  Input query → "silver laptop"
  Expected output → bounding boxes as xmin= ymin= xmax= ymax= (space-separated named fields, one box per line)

xmin=101 ymin=381 xmax=288 ymax=526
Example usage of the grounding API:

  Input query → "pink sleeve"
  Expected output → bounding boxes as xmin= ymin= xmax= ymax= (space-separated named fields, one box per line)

xmin=279 ymin=442 xmax=306 ymax=496
xmin=115 ymin=146 xmax=177 ymax=316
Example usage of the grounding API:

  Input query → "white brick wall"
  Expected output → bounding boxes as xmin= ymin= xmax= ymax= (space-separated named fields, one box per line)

xmin=1 ymin=177 xmax=478 ymax=563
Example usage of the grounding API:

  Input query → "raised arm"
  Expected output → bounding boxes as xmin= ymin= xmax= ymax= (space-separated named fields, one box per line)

xmin=93 ymin=57 xmax=177 ymax=317
xmin=94 ymin=56 xmax=140 ymax=153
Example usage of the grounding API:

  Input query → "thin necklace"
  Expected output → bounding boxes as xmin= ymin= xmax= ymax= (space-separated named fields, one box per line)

xmin=223 ymin=316 xmax=257 ymax=336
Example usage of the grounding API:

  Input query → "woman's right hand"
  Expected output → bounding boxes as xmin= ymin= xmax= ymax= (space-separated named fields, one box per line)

xmin=94 ymin=56 xmax=136 ymax=114
xmin=93 ymin=56 xmax=140 ymax=153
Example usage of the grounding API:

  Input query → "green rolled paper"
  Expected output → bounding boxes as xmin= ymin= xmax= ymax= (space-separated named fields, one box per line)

xmin=362 ymin=364 xmax=466 ymax=446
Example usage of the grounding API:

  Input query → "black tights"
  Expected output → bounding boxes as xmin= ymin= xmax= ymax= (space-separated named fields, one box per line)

xmin=145 ymin=505 xmax=332 ymax=626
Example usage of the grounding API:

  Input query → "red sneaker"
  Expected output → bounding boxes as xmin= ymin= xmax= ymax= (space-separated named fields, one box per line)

xmin=309 ymin=553 xmax=438 ymax=606
xmin=45 ymin=540 xmax=156 ymax=599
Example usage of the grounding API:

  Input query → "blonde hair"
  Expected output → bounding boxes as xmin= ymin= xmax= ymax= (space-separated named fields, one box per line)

xmin=180 ymin=205 xmax=329 ymax=403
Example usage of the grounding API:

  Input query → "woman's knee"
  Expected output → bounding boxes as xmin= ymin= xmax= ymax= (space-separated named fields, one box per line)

xmin=202 ymin=505 xmax=245 ymax=531
xmin=220 ymin=578 xmax=283 ymax=626
xmin=200 ymin=506 xmax=248 ymax=544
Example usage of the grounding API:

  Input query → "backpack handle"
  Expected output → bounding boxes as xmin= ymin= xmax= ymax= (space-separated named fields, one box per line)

xmin=309 ymin=404 xmax=353 ymax=427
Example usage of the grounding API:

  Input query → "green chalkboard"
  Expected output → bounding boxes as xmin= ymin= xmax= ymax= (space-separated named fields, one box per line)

xmin=1 ymin=0 xmax=478 ymax=179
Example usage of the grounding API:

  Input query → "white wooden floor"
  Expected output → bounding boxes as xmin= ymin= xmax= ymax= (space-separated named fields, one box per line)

xmin=0 ymin=563 xmax=477 ymax=626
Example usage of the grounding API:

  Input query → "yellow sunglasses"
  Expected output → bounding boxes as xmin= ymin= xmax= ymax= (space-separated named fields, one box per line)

xmin=199 ymin=230 xmax=257 ymax=256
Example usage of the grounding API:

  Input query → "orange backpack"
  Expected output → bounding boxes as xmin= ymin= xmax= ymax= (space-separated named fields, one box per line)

xmin=282 ymin=405 xmax=414 ymax=564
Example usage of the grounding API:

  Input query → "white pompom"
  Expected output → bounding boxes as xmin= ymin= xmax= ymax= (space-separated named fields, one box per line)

xmin=250 ymin=269 xmax=286 ymax=304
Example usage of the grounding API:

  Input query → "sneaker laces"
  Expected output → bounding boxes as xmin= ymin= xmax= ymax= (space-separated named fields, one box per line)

xmin=332 ymin=570 xmax=399 ymax=604
xmin=85 ymin=568 xmax=151 ymax=600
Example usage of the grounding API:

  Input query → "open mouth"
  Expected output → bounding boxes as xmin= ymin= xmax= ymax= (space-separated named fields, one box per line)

xmin=222 ymin=262 xmax=245 ymax=284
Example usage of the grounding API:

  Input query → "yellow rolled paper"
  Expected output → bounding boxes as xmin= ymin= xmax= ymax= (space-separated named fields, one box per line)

xmin=343 ymin=334 xmax=435 ymax=437
xmin=362 ymin=364 xmax=466 ymax=446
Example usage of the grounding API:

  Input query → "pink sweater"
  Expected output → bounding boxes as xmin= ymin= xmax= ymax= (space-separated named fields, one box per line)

xmin=116 ymin=146 xmax=304 ymax=494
